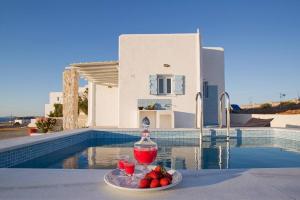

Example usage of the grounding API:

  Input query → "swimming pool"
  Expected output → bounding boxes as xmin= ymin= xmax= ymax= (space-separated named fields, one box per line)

xmin=1 ymin=128 xmax=300 ymax=169
xmin=10 ymin=137 xmax=300 ymax=169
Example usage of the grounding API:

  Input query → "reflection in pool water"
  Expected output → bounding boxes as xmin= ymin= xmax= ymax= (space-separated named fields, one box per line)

xmin=13 ymin=137 xmax=300 ymax=169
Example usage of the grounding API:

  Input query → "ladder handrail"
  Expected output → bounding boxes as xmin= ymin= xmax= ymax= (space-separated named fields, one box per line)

xmin=195 ymin=92 xmax=203 ymax=139
xmin=219 ymin=91 xmax=231 ymax=139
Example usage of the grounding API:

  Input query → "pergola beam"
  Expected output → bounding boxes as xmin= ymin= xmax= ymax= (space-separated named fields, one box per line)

xmin=70 ymin=61 xmax=119 ymax=87
xmin=91 ymin=78 xmax=118 ymax=81
xmin=71 ymin=61 xmax=118 ymax=67
xmin=92 ymin=82 xmax=118 ymax=85
xmin=90 ymin=80 xmax=118 ymax=83
xmin=90 ymin=78 xmax=118 ymax=81
xmin=79 ymin=71 xmax=118 ymax=75
xmin=83 ymin=75 xmax=118 ymax=78
xmin=74 ymin=66 xmax=118 ymax=71
xmin=93 ymin=82 xmax=118 ymax=85
xmin=84 ymin=77 xmax=118 ymax=81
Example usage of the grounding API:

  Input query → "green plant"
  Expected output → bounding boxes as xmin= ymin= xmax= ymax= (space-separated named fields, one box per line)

xmin=145 ymin=104 xmax=155 ymax=110
xmin=260 ymin=103 xmax=272 ymax=109
xmin=13 ymin=122 xmax=20 ymax=126
xmin=35 ymin=117 xmax=56 ymax=133
xmin=279 ymin=101 xmax=296 ymax=107
xmin=49 ymin=104 xmax=63 ymax=117
xmin=78 ymin=88 xmax=88 ymax=115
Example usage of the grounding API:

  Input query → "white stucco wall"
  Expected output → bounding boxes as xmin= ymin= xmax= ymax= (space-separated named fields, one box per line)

xmin=231 ymin=113 xmax=300 ymax=128
xmin=94 ymin=85 xmax=118 ymax=127
xmin=49 ymin=92 xmax=63 ymax=104
xmin=202 ymin=47 xmax=225 ymax=95
xmin=88 ymin=82 xmax=96 ymax=127
xmin=44 ymin=104 xmax=51 ymax=117
xmin=202 ymin=47 xmax=225 ymax=125
xmin=44 ymin=92 xmax=63 ymax=116
xmin=118 ymin=34 xmax=201 ymax=128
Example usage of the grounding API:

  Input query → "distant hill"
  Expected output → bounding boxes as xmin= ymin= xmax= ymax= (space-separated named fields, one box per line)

xmin=236 ymin=101 xmax=300 ymax=114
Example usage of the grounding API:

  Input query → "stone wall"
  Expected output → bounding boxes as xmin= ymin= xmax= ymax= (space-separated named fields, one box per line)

xmin=63 ymin=69 xmax=79 ymax=130
xmin=78 ymin=113 xmax=87 ymax=128
xmin=50 ymin=115 xmax=86 ymax=132
xmin=49 ymin=117 xmax=63 ymax=132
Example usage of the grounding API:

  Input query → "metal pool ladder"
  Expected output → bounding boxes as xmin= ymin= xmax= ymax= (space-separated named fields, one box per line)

xmin=195 ymin=92 xmax=203 ymax=140
xmin=219 ymin=92 xmax=231 ymax=140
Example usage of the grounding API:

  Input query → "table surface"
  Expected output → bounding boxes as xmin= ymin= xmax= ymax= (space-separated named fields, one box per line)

xmin=0 ymin=168 xmax=300 ymax=200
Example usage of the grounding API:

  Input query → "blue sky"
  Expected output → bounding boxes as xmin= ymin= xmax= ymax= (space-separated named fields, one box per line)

xmin=0 ymin=0 xmax=300 ymax=116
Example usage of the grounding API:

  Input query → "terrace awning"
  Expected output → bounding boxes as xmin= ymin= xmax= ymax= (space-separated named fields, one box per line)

xmin=69 ymin=61 xmax=119 ymax=87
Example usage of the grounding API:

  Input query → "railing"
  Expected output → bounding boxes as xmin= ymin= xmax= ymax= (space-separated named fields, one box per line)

xmin=219 ymin=92 xmax=231 ymax=140
xmin=195 ymin=92 xmax=203 ymax=139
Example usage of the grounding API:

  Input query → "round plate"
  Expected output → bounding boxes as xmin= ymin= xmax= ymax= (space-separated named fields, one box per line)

xmin=104 ymin=165 xmax=182 ymax=192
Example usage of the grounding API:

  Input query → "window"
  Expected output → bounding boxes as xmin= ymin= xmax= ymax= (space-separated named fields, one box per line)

xmin=57 ymin=97 xmax=60 ymax=102
xmin=203 ymin=81 xmax=209 ymax=98
xmin=158 ymin=78 xmax=164 ymax=94
xmin=157 ymin=75 xmax=172 ymax=95
xmin=149 ymin=74 xmax=184 ymax=95
xmin=167 ymin=78 xmax=171 ymax=93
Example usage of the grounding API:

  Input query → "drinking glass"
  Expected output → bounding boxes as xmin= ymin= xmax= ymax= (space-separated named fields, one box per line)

xmin=117 ymin=155 xmax=129 ymax=175
xmin=123 ymin=159 xmax=135 ymax=177
xmin=123 ymin=158 xmax=138 ymax=187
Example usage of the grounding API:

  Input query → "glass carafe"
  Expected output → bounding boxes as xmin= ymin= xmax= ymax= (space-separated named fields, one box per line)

xmin=134 ymin=117 xmax=158 ymax=172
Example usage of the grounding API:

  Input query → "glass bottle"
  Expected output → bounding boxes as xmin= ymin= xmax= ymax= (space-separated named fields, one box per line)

xmin=133 ymin=117 xmax=158 ymax=172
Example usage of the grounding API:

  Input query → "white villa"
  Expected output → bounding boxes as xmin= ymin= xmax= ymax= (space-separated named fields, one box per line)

xmin=63 ymin=32 xmax=224 ymax=129
xmin=45 ymin=86 xmax=87 ymax=117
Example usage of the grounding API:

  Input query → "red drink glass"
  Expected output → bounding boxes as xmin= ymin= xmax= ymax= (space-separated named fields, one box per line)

xmin=117 ymin=155 xmax=129 ymax=174
xmin=134 ymin=147 xmax=157 ymax=165
xmin=124 ymin=161 xmax=135 ymax=176
xmin=118 ymin=160 xmax=126 ymax=170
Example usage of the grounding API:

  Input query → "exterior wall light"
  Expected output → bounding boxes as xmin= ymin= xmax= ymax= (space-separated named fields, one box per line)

xmin=164 ymin=64 xmax=170 ymax=68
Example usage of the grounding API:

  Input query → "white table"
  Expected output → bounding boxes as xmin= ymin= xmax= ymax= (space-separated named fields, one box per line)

xmin=0 ymin=168 xmax=299 ymax=200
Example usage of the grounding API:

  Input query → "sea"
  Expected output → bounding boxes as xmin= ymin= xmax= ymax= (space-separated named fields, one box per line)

xmin=0 ymin=117 xmax=14 ymax=123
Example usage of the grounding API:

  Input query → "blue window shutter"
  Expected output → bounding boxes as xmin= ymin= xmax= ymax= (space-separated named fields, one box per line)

xmin=174 ymin=75 xmax=185 ymax=95
xmin=149 ymin=75 xmax=158 ymax=95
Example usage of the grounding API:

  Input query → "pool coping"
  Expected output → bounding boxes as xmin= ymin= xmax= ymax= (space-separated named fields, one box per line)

xmin=0 ymin=128 xmax=91 ymax=153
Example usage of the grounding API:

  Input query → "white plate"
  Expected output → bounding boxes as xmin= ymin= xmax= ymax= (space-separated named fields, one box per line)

xmin=104 ymin=166 xmax=182 ymax=192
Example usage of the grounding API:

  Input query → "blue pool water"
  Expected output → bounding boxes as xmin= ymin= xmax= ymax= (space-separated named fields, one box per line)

xmin=12 ymin=137 xmax=300 ymax=169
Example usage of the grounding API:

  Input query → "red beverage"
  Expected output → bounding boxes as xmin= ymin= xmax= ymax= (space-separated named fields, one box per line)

xmin=134 ymin=147 xmax=158 ymax=165
xmin=124 ymin=162 xmax=135 ymax=175
xmin=118 ymin=160 xmax=126 ymax=170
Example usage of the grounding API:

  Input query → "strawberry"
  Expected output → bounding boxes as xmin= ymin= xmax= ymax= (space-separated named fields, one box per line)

xmin=139 ymin=178 xmax=150 ymax=188
xmin=144 ymin=172 xmax=153 ymax=180
xmin=155 ymin=165 xmax=168 ymax=177
xmin=148 ymin=171 xmax=159 ymax=179
xmin=154 ymin=165 xmax=162 ymax=173
xmin=160 ymin=177 xmax=171 ymax=186
xmin=150 ymin=179 xmax=160 ymax=188
xmin=154 ymin=165 xmax=167 ymax=175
